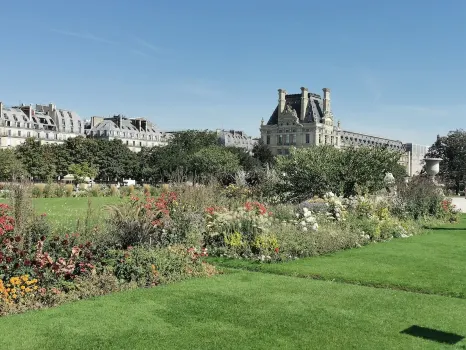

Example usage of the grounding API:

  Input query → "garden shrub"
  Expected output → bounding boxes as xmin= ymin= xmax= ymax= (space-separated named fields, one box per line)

xmin=392 ymin=176 xmax=449 ymax=220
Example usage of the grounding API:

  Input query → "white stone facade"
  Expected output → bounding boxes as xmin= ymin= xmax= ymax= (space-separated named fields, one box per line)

xmin=260 ymin=87 xmax=418 ymax=173
xmin=216 ymin=129 xmax=257 ymax=153
xmin=84 ymin=116 xmax=171 ymax=152
xmin=0 ymin=101 xmax=170 ymax=152
xmin=0 ymin=102 xmax=83 ymax=148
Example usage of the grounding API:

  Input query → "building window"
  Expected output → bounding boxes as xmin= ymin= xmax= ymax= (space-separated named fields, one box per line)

xmin=306 ymin=134 xmax=310 ymax=144
xmin=266 ymin=135 xmax=270 ymax=145
xmin=133 ymin=141 xmax=135 ymax=146
xmin=277 ymin=149 xmax=282 ymax=155
xmin=46 ymin=133 xmax=49 ymax=139
xmin=278 ymin=135 xmax=283 ymax=145
xmin=285 ymin=134 xmax=290 ymax=145
xmin=27 ymin=132 xmax=31 ymax=137
xmin=18 ymin=130 xmax=21 ymax=137
xmin=7 ymin=130 xmax=12 ymax=136
xmin=139 ymin=141 xmax=142 ymax=146
xmin=126 ymin=140 xmax=128 ymax=145
xmin=291 ymin=134 xmax=296 ymax=145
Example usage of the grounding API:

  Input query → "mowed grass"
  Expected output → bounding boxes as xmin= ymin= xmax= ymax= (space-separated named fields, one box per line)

xmin=1 ymin=196 xmax=122 ymax=231
xmin=1 ymin=271 xmax=466 ymax=350
xmin=211 ymin=217 xmax=466 ymax=298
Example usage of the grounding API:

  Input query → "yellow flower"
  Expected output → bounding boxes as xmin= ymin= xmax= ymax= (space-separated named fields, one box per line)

xmin=11 ymin=288 xmax=16 ymax=293
xmin=33 ymin=286 xmax=38 ymax=290
xmin=12 ymin=294 xmax=17 ymax=299
xmin=20 ymin=286 xmax=25 ymax=290
xmin=25 ymin=288 xmax=31 ymax=293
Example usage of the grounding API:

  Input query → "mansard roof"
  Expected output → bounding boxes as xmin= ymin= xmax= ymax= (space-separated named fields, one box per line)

xmin=266 ymin=92 xmax=324 ymax=125
xmin=89 ymin=116 xmax=164 ymax=135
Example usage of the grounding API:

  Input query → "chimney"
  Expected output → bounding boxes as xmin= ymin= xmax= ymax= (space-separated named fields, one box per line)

xmin=278 ymin=89 xmax=287 ymax=116
xmin=322 ymin=88 xmax=331 ymax=115
xmin=0 ymin=101 xmax=3 ymax=118
xmin=300 ymin=87 xmax=309 ymax=121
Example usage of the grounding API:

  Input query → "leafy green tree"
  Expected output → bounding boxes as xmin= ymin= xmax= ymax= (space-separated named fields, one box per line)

xmin=189 ymin=146 xmax=241 ymax=182
xmin=338 ymin=146 xmax=405 ymax=196
xmin=68 ymin=162 xmax=98 ymax=183
xmin=225 ymin=146 xmax=261 ymax=172
xmin=426 ymin=130 xmax=466 ymax=194
xmin=252 ymin=139 xmax=275 ymax=166
xmin=0 ymin=149 xmax=28 ymax=181
xmin=16 ymin=138 xmax=56 ymax=181
xmin=143 ymin=130 xmax=220 ymax=183
xmin=94 ymin=139 xmax=137 ymax=181
xmin=275 ymin=146 xmax=404 ymax=201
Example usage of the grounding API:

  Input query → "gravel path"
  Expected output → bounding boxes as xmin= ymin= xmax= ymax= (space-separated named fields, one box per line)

xmin=451 ymin=197 xmax=466 ymax=213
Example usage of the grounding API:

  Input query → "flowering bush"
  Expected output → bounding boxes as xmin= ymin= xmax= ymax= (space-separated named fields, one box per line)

xmin=0 ymin=275 xmax=38 ymax=303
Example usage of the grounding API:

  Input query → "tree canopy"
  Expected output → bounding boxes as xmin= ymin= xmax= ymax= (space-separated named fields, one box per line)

xmin=426 ymin=129 xmax=466 ymax=194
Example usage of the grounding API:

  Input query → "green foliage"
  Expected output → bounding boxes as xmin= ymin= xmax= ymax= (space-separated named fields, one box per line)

xmin=0 ymin=149 xmax=28 ymax=181
xmin=252 ymin=139 xmax=275 ymax=166
xmin=68 ymin=162 xmax=98 ymax=183
xmin=392 ymin=176 xmax=446 ymax=220
xmin=274 ymin=146 xmax=404 ymax=201
xmin=426 ymin=129 xmax=466 ymax=194
xmin=17 ymin=138 xmax=56 ymax=181
xmin=190 ymin=146 xmax=241 ymax=181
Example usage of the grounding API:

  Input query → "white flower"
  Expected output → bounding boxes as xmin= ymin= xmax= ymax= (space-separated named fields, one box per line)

xmin=303 ymin=207 xmax=309 ymax=213
xmin=295 ymin=213 xmax=300 ymax=218
xmin=312 ymin=223 xmax=319 ymax=231
xmin=305 ymin=216 xmax=315 ymax=223
xmin=300 ymin=220 xmax=306 ymax=226
xmin=302 ymin=226 xmax=308 ymax=232
xmin=304 ymin=210 xmax=313 ymax=218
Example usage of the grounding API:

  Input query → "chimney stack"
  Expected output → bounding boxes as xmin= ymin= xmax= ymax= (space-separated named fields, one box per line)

xmin=322 ymin=88 xmax=331 ymax=115
xmin=300 ymin=87 xmax=309 ymax=121
xmin=278 ymin=89 xmax=287 ymax=116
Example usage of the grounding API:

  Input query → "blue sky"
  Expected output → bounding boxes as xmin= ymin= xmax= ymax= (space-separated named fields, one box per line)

xmin=1 ymin=0 xmax=465 ymax=146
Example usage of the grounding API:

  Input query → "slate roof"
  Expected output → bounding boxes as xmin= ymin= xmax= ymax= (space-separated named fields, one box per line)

xmin=266 ymin=92 xmax=324 ymax=125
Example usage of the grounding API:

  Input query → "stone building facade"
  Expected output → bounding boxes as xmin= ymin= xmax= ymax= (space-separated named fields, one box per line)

xmin=260 ymin=87 xmax=419 ymax=173
xmin=0 ymin=101 xmax=170 ymax=152
xmin=216 ymin=129 xmax=258 ymax=153
xmin=0 ymin=102 xmax=84 ymax=148
xmin=404 ymin=143 xmax=430 ymax=176
xmin=84 ymin=115 xmax=170 ymax=152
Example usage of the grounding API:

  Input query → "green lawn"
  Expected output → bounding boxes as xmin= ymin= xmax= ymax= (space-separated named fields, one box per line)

xmin=0 ymin=204 xmax=465 ymax=348
xmin=1 ymin=271 xmax=466 ymax=349
xmin=210 ymin=218 xmax=466 ymax=298
xmin=1 ymin=196 xmax=122 ymax=231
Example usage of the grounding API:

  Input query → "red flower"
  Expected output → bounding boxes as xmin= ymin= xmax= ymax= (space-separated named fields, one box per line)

xmin=274 ymin=247 xmax=279 ymax=253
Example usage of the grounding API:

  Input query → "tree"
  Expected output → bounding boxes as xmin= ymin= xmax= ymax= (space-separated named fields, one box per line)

xmin=16 ymin=138 xmax=57 ymax=181
xmin=0 ymin=149 xmax=28 ymax=181
xmin=275 ymin=145 xmax=405 ymax=201
xmin=252 ymin=139 xmax=275 ymax=166
xmin=225 ymin=146 xmax=261 ymax=172
xmin=189 ymin=146 xmax=241 ymax=182
xmin=426 ymin=130 xmax=466 ymax=194
xmin=68 ymin=162 xmax=98 ymax=184
xmin=338 ymin=146 xmax=405 ymax=196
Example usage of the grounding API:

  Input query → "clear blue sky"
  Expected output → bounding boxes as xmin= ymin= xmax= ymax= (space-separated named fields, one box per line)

xmin=1 ymin=0 xmax=465 ymax=146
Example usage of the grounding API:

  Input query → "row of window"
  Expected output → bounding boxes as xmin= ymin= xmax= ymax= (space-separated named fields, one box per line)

xmin=90 ymin=130 xmax=165 ymax=140
xmin=4 ymin=129 xmax=75 ymax=140
xmin=266 ymin=134 xmax=313 ymax=145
